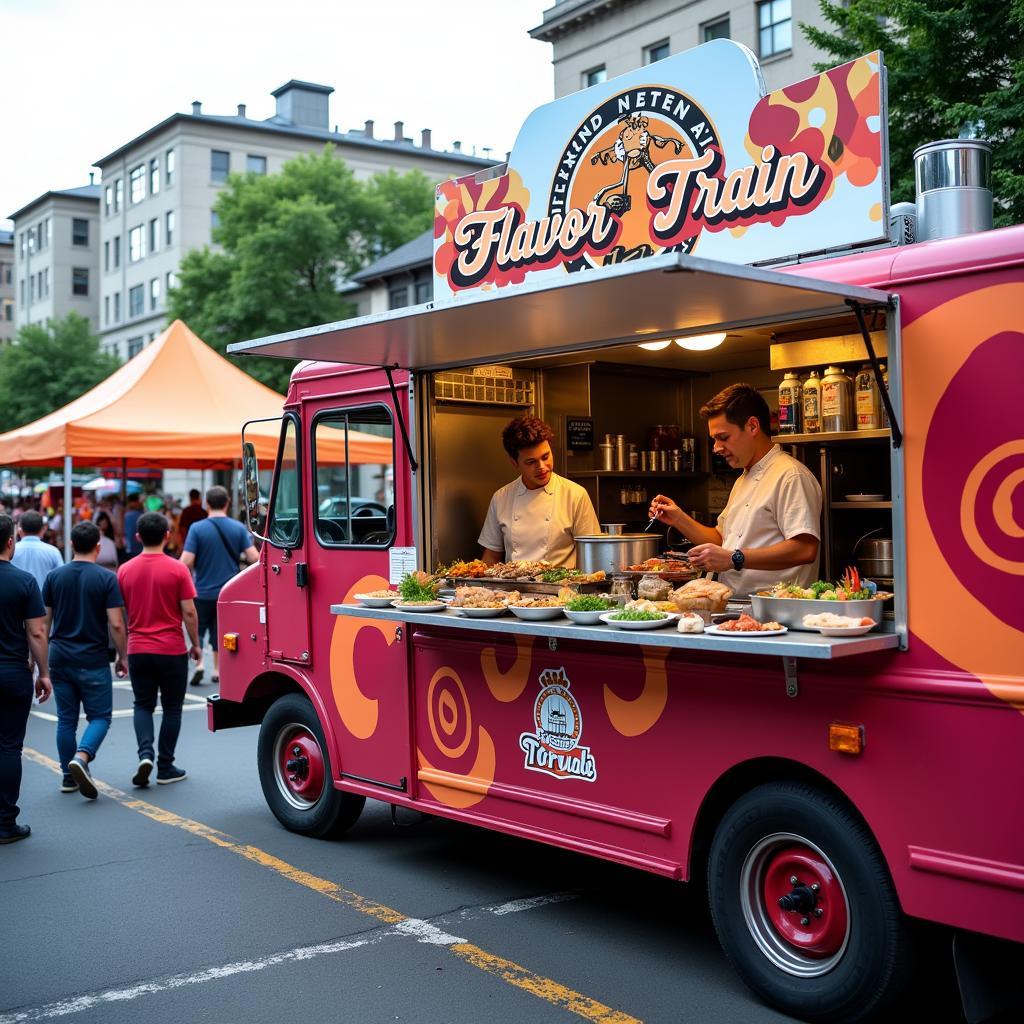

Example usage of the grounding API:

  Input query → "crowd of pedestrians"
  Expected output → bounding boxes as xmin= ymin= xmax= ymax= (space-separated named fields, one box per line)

xmin=0 ymin=484 xmax=255 ymax=845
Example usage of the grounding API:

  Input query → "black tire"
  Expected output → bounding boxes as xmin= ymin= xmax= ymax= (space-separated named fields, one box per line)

xmin=707 ymin=781 xmax=912 ymax=1023
xmin=257 ymin=694 xmax=365 ymax=838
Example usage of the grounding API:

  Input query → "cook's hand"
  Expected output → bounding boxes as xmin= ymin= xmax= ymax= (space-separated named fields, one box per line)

xmin=688 ymin=543 xmax=734 ymax=573
xmin=35 ymin=675 xmax=52 ymax=704
xmin=649 ymin=494 xmax=681 ymax=527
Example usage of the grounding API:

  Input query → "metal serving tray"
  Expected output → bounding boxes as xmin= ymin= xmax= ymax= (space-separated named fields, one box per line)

xmin=750 ymin=594 xmax=885 ymax=632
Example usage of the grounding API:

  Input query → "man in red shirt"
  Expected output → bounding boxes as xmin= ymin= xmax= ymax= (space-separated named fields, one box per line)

xmin=176 ymin=488 xmax=207 ymax=548
xmin=117 ymin=512 xmax=200 ymax=786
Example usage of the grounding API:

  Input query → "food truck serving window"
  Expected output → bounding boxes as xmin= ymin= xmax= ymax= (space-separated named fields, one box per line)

xmin=267 ymin=415 xmax=301 ymax=549
xmin=312 ymin=405 xmax=396 ymax=548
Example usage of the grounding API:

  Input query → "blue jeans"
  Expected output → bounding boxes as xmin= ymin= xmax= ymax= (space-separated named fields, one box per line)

xmin=52 ymin=663 xmax=113 ymax=774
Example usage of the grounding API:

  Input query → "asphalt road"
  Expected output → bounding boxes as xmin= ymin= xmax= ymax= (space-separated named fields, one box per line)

xmin=2 ymin=666 xmax=972 ymax=1024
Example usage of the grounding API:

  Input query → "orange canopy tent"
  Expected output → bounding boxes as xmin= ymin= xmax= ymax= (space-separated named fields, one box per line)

xmin=0 ymin=319 xmax=388 ymax=468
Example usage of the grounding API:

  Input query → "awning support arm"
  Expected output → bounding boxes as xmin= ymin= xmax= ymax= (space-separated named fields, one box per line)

xmin=384 ymin=365 xmax=418 ymax=473
xmin=846 ymin=300 xmax=902 ymax=449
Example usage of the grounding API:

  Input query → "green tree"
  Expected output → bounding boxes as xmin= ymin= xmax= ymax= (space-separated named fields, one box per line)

xmin=804 ymin=0 xmax=1024 ymax=226
xmin=168 ymin=148 xmax=436 ymax=391
xmin=0 ymin=313 xmax=120 ymax=432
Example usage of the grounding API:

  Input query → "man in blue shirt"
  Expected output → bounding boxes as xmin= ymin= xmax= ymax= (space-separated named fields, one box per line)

xmin=12 ymin=511 xmax=63 ymax=590
xmin=43 ymin=521 xmax=128 ymax=799
xmin=0 ymin=514 xmax=52 ymax=844
xmin=180 ymin=486 xmax=258 ymax=686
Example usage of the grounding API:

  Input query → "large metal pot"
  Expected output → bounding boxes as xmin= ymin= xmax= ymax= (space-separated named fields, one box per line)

xmin=854 ymin=533 xmax=893 ymax=579
xmin=575 ymin=533 xmax=660 ymax=574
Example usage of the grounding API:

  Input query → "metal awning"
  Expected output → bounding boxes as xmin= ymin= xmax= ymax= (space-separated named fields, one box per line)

xmin=228 ymin=251 xmax=892 ymax=372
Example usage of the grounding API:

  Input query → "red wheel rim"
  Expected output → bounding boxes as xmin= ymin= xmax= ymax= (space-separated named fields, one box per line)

xmin=762 ymin=844 xmax=849 ymax=958
xmin=277 ymin=727 xmax=325 ymax=805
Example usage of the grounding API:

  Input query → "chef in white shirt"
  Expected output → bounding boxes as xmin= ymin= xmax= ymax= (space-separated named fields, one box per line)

xmin=479 ymin=417 xmax=600 ymax=568
xmin=649 ymin=383 xmax=822 ymax=596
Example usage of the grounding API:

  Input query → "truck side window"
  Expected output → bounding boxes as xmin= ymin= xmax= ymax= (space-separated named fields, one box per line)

xmin=313 ymin=406 xmax=396 ymax=547
xmin=268 ymin=417 xmax=301 ymax=547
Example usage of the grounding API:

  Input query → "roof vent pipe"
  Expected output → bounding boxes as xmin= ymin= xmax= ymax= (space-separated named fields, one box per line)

xmin=888 ymin=202 xmax=916 ymax=246
xmin=394 ymin=120 xmax=404 ymax=141
xmin=453 ymin=140 xmax=462 ymax=152
xmin=192 ymin=100 xmax=202 ymax=115
xmin=237 ymin=103 xmax=246 ymax=118
xmin=914 ymin=139 xmax=992 ymax=241
xmin=421 ymin=128 xmax=432 ymax=149
xmin=364 ymin=119 xmax=374 ymax=138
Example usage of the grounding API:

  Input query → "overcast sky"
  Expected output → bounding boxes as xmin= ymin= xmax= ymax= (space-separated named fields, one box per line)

xmin=3 ymin=0 xmax=553 ymax=228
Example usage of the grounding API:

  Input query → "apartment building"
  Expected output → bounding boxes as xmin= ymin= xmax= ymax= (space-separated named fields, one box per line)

xmin=94 ymin=80 xmax=494 ymax=360
xmin=0 ymin=231 xmax=13 ymax=344
xmin=8 ymin=186 xmax=101 ymax=333
xmin=530 ymin=0 xmax=831 ymax=96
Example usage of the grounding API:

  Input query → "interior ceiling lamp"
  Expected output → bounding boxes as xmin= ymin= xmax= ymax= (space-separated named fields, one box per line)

xmin=675 ymin=332 xmax=727 ymax=351
xmin=638 ymin=339 xmax=672 ymax=351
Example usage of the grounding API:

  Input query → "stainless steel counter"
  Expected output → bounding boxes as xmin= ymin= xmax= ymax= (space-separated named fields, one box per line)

xmin=330 ymin=604 xmax=900 ymax=660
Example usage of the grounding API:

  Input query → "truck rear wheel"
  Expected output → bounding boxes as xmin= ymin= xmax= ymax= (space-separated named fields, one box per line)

xmin=707 ymin=781 xmax=912 ymax=1023
xmin=257 ymin=694 xmax=365 ymax=838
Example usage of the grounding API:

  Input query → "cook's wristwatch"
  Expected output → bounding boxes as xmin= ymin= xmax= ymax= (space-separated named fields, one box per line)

xmin=731 ymin=549 xmax=745 ymax=572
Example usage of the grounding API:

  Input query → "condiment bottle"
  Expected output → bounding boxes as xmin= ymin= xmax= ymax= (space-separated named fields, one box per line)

xmin=778 ymin=372 xmax=803 ymax=434
xmin=802 ymin=370 xmax=821 ymax=433
xmin=855 ymin=363 xmax=881 ymax=430
xmin=880 ymin=362 xmax=890 ymax=429
xmin=820 ymin=365 xmax=854 ymax=433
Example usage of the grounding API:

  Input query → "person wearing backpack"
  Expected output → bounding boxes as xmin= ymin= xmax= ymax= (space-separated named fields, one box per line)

xmin=180 ymin=486 xmax=258 ymax=687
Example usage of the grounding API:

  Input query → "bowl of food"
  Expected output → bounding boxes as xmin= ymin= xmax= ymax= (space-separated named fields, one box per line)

xmin=669 ymin=578 xmax=733 ymax=624
xmin=752 ymin=568 xmax=887 ymax=631
xmin=562 ymin=594 xmax=616 ymax=624
xmin=599 ymin=609 xmax=675 ymax=630
xmin=353 ymin=589 xmax=400 ymax=607
xmin=449 ymin=585 xmax=510 ymax=618
xmin=508 ymin=596 xmax=566 ymax=620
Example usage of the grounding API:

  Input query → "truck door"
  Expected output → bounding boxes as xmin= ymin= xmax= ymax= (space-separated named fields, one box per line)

xmin=264 ymin=413 xmax=312 ymax=664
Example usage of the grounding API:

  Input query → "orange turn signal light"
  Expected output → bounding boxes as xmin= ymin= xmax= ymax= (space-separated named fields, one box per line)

xmin=222 ymin=632 xmax=239 ymax=652
xmin=829 ymin=722 xmax=864 ymax=756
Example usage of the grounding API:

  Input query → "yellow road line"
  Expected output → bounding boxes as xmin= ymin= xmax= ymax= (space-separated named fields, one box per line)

xmin=23 ymin=747 xmax=641 ymax=1023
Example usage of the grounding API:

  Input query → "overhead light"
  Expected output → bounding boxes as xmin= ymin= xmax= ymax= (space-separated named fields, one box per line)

xmin=675 ymin=332 xmax=726 ymax=351
xmin=638 ymin=340 xmax=672 ymax=351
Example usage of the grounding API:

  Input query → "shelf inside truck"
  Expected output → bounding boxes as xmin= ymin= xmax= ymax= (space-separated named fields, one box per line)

xmin=331 ymin=604 xmax=901 ymax=660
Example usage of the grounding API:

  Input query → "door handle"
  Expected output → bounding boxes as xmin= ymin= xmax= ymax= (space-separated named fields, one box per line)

xmin=295 ymin=562 xmax=309 ymax=588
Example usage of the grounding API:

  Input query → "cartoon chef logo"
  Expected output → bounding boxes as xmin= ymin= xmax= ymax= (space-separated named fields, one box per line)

xmin=519 ymin=668 xmax=597 ymax=782
xmin=549 ymin=85 xmax=722 ymax=267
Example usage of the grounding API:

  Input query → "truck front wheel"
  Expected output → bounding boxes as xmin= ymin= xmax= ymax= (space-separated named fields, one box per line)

xmin=708 ymin=781 xmax=912 ymax=1023
xmin=257 ymin=694 xmax=365 ymax=838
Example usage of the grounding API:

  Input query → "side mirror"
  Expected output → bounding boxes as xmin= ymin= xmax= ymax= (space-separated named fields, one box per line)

xmin=242 ymin=441 xmax=268 ymax=538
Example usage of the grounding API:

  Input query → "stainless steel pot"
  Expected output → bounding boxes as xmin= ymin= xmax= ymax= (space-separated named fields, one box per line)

xmin=600 ymin=523 xmax=627 ymax=535
xmin=858 ymin=557 xmax=894 ymax=578
xmin=575 ymin=533 xmax=660 ymax=574
xmin=854 ymin=532 xmax=893 ymax=580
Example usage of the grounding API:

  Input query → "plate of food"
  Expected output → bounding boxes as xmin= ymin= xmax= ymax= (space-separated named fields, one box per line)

xmin=353 ymin=590 xmax=400 ymax=607
xmin=844 ymin=494 xmax=886 ymax=502
xmin=599 ymin=609 xmax=676 ymax=630
xmin=448 ymin=586 xmax=510 ymax=617
xmin=562 ymin=595 xmax=617 ymax=624
xmin=704 ymin=614 xmax=787 ymax=636
xmin=508 ymin=596 xmax=566 ymax=620
xmin=802 ymin=612 xmax=878 ymax=636
xmin=391 ymin=600 xmax=449 ymax=613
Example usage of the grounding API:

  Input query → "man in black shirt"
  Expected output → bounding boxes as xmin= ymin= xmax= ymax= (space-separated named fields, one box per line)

xmin=0 ymin=514 xmax=52 ymax=844
xmin=43 ymin=521 xmax=127 ymax=799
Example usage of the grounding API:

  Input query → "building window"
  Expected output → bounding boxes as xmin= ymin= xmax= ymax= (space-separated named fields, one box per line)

xmin=114 ymin=292 xmax=122 ymax=322
xmin=44 ymin=268 xmax=50 ymax=296
xmin=4 ymin=302 xmax=11 ymax=322
xmin=758 ymin=0 xmax=791 ymax=57
xmin=104 ymin=186 xmax=112 ymax=216
xmin=20 ymin=279 xmax=25 ymax=304
xmin=388 ymin=285 xmax=408 ymax=309
xmin=114 ymin=179 xmax=123 ymax=212
xmin=414 ymin=279 xmax=431 ymax=304
xmin=166 ymin=148 xmax=175 ymax=186
xmin=129 ymin=284 xmax=144 ymax=317
xmin=149 ymin=277 xmax=161 ymax=311
xmin=149 ymin=217 xmax=160 ymax=253
xmin=72 ymin=267 xmax=89 ymax=297
xmin=645 ymin=40 xmax=670 ymax=63
xmin=104 ymin=295 xmax=109 ymax=325
xmin=166 ymin=270 xmax=178 ymax=292
xmin=149 ymin=157 xmax=160 ymax=196
xmin=43 ymin=218 xmax=50 ymax=248
xmin=129 ymin=164 xmax=145 ymax=204
xmin=127 ymin=336 xmax=144 ymax=358
xmin=29 ymin=276 xmax=35 ymax=302
xmin=211 ymin=210 xmax=220 ymax=229
xmin=703 ymin=16 xmax=730 ymax=42
xmin=104 ymin=240 xmax=110 ymax=272
xmin=211 ymin=150 xmax=230 ymax=183
xmin=584 ymin=66 xmax=607 ymax=87
xmin=72 ymin=218 xmax=89 ymax=246
xmin=128 ymin=225 xmax=145 ymax=262
xmin=113 ymin=235 xmax=121 ymax=268
xmin=246 ymin=154 xmax=267 ymax=175
xmin=19 ymin=233 xmax=25 ymax=257
xmin=165 ymin=210 xmax=175 ymax=245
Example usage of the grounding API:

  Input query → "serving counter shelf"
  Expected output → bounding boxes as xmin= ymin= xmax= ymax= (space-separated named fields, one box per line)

xmin=331 ymin=603 xmax=900 ymax=661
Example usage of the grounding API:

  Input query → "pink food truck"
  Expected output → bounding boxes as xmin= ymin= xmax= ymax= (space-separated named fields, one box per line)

xmin=210 ymin=44 xmax=1023 ymax=1022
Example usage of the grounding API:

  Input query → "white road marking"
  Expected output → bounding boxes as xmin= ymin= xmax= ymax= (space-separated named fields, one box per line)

xmin=394 ymin=918 xmax=466 ymax=945
xmin=489 ymin=892 xmax=580 ymax=916
xmin=30 ymin=703 xmax=206 ymax=723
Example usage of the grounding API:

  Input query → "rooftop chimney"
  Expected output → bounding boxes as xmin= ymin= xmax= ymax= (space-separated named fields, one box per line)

xmin=420 ymin=128 xmax=432 ymax=150
xmin=237 ymin=103 xmax=247 ymax=118
xmin=914 ymin=139 xmax=993 ymax=241
xmin=453 ymin=140 xmax=462 ymax=152
xmin=394 ymin=120 xmax=404 ymax=142
xmin=270 ymin=80 xmax=333 ymax=131
xmin=192 ymin=100 xmax=202 ymax=115
xmin=88 ymin=172 xmax=95 ymax=185
xmin=364 ymin=119 xmax=375 ymax=139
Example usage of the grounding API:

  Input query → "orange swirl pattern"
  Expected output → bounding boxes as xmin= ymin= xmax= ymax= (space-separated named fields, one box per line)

xmin=905 ymin=284 xmax=1024 ymax=712
xmin=481 ymin=634 xmax=535 ymax=702
xmin=328 ymin=574 xmax=394 ymax=739
xmin=603 ymin=649 xmax=670 ymax=737
xmin=417 ymin=663 xmax=496 ymax=809
xmin=960 ymin=441 xmax=1024 ymax=576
